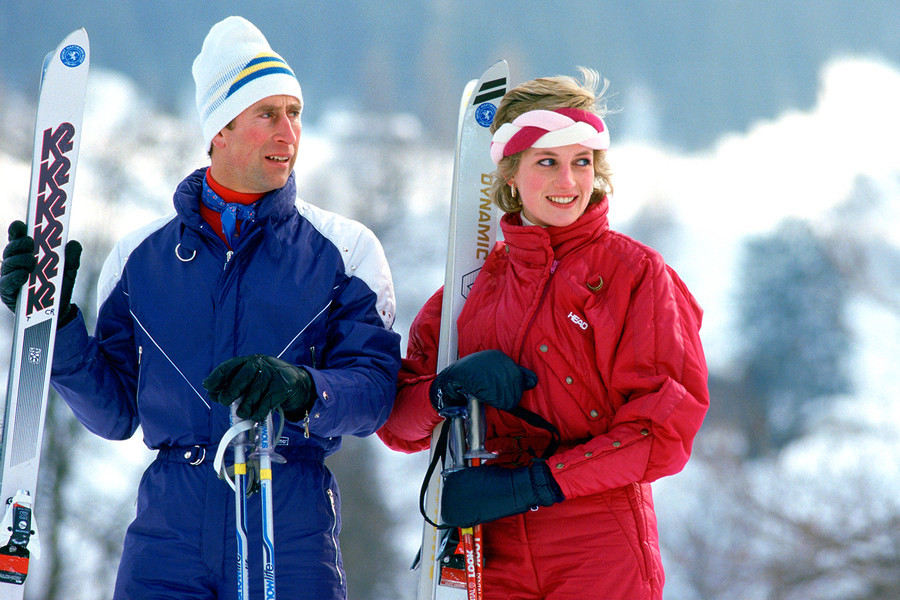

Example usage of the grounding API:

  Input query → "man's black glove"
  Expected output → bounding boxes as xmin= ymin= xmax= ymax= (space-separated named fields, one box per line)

xmin=1 ymin=221 xmax=36 ymax=313
xmin=203 ymin=354 xmax=316 ymax=422
xmin=1 ymin=220 xmax=81 ymax=326
xmin=440 ymin=460 xmax=564 ymax=527
xmin=58 ymin=237 xmax=82 ymax=326
xmin=429 ymin=349 xmax=537 ymax=415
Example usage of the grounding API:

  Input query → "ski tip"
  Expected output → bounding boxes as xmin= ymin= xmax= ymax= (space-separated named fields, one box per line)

xmin=39 ymin=28 xmax=89 ymax=87
xmin=61 ymin=27 xmax=90 ymax=45
xmin=481 ymin=59 xmax=509 ymax=79
xmin=56 ymin=28 xmax=90 ymax=66
xmin=469 ymin=60 xmax=510 ymax=121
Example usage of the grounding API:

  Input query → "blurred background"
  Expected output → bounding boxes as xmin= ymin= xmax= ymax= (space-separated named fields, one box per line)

xmin=1 ymin=1 xmax=899 ymax=598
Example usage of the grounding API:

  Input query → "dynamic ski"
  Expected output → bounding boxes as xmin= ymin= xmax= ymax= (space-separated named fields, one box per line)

xmin=0 ymin=28 xmax=89 ymax=595
xmin=417 ymin=60 xmax=508 ymax=600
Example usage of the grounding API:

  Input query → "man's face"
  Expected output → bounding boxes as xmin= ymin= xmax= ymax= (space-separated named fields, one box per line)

xmin=209 ymin=94 xmax=302 ymax=193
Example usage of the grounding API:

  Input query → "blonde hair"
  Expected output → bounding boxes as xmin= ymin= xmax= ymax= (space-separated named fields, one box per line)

xmin=490 ymin=67 xmax=613 ymax=213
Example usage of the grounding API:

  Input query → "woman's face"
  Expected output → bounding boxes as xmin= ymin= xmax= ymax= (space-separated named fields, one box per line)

xmin=510 ymin=143 xmax=595 ymax=228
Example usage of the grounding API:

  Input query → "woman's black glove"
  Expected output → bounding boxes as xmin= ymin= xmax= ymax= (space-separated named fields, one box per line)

xmin=440 ymin=460 xmax=564 ymax=527
xmin=429 ymin=349 xmax=537 ymax=415
xmin=203 ymin=354 xmax=315 ymax=422
xmin=1 ymin=220 xmax=81 ymax=325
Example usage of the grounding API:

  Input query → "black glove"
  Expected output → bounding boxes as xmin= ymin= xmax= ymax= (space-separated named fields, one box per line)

xmin=440 ymin=460 xmax=564 ymax=527
xmin=1 ymin=221 xmax=36 ymax=313
xmin=58 ymin=238 xmax=82 ymax=326
xmin=1 ymin=220 xmax=81 ymax=325
xmin=203 ymin=354 xmax=316 ymax=422
xmin=430 ymin=349 xmax=537 ymax=415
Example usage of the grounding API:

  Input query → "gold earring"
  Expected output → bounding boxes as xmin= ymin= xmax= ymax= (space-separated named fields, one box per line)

xmin=510 ymin=184 xmax=517 ymax=199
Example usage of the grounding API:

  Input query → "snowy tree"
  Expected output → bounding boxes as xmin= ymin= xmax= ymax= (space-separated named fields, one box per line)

xmin=734 ymin=218 xmax=851 ymax=454
xmin=658 ymin=400 xmax=900 ymax=600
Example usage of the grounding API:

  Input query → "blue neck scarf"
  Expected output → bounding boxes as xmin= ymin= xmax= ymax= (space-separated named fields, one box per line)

xmin=201 ymin=177 xmax=258 ymax=247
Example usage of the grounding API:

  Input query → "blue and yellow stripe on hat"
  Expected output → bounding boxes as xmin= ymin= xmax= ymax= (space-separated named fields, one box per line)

xmin=201 ymin=52 xmax=297 ymax=121
xmin=228 ymin=54 xmax=295 ymax=97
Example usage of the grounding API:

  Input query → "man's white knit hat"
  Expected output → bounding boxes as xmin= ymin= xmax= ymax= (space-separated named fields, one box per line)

xmin=192 ymin=16 xmax=303 ymax=149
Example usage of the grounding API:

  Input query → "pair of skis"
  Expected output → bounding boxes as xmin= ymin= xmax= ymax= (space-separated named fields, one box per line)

xmin=0 ymin=29 xmax=89 ymax=598
xmin=416 ymin=61 xmax=509 ymax=600
xmin=213 ymin=409 xmax=281 ymax=599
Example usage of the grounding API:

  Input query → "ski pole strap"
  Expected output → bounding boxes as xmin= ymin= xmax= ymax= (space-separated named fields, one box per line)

xmin=419 ymin=419 xmax=452 ymax=529
xmin=418 ymin=405 xmax=561 ymax=527
xmin=214 ymin=419 xmax=255 ymax=492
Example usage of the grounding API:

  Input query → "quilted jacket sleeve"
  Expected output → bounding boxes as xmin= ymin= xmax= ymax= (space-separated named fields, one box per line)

xmin=550 ymin=255 xmax=709 ymax=499
xmin=376 ymin=287 xmax=445 ymax=453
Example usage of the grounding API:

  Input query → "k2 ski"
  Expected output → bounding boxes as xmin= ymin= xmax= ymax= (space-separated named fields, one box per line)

xmin=417 ymin=60 xmax=508 ymax=600
xmin=0 ymin=28 xmax=90 ymax=596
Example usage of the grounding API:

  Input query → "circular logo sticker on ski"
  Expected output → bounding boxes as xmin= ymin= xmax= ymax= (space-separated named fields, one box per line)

xmin=60 ymin=45 xmax=86 ymax=68
xmin=475 ymin=102 xmax=497 ymax=128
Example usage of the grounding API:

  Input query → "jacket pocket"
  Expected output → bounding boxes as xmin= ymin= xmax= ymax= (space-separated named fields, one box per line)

xmin=624 ymin=483 xmax=660 ymax=584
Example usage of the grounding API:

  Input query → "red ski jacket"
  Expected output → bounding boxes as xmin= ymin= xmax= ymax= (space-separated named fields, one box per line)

xmin=380 ymin=199 xmax=707 ymax=490
xmin=378 ymin=199 xmax=708 ymax=597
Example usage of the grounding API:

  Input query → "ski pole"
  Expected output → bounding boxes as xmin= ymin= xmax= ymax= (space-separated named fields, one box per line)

xmin=444 ymin=410 xmax=468 ymax=473
xmin=253 ymin=412 xmax=283 ymax=599
xmin=230 ymin=403 xmax=250 ymax=600
xmin=464 ymin=395 xmax=496 ymax=600
xmin=443 ymin=411 xmax=479 ymax=599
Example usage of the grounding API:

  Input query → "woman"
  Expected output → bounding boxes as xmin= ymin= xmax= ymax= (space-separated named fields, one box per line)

xmin=378 ymin=69 xmax=708 ymax=599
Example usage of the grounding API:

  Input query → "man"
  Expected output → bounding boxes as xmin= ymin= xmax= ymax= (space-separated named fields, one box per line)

xmin=0 ymin=16 xmax=400 ymax=599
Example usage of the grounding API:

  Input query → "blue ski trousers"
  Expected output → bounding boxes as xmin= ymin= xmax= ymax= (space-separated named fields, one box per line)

xmin=112 ymin=444 xmax=345 ymax=599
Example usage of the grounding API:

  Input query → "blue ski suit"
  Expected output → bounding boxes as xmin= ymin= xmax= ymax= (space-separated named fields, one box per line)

xmin=50 ymin=168 xmax=401 ymax=599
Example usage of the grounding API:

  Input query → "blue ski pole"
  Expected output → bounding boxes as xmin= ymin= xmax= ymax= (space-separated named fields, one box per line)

xmin=253 ymin=412 xmax=284 ymax=599
xmin=231 ymin=403 xmax=250 ymax=600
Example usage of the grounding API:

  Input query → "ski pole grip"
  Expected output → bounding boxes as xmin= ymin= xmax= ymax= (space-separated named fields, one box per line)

xmin=443 ymin=415 xmax=468 ymax=473
xmin=464 ymin=394 xmax=496 ymax=461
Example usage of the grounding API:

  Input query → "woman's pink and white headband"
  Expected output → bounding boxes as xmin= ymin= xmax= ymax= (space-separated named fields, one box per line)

xmin=490 ymin=107 xmax=610 ymax=165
